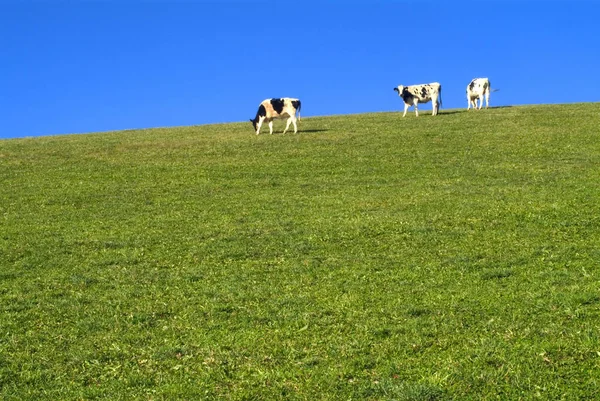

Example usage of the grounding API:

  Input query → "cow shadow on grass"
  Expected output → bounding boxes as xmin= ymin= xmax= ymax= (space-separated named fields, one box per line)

xmin=261 ymin=129 xmax=329 ymax=135
xmin=438 ymin=110 xmax=463 ymax=116
xmin=299 ymin=129 xmax=330 ymax=134
xmin=439 ymin=105 xmax=513 ymax=116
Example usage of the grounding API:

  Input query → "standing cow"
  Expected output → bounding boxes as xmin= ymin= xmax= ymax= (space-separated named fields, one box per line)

xmin=250 ymin=98 xmax=301 ymax=135
xmin=466 ymin=78 xmax=496 ymax=110
xmin=393 ymin=82 xmax=442 ymax=117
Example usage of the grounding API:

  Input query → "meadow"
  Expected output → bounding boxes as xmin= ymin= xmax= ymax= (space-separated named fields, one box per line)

xmin=1 ymin=103 xmax=599 ymax=400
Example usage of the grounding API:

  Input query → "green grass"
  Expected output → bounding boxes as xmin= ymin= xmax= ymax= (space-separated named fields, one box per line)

xmin=1 ymin=103 xmax=599 ymax=400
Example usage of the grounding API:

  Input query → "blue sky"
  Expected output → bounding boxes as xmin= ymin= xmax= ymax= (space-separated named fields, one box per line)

xmin=2 ymin=1 xmax=599 ymax=139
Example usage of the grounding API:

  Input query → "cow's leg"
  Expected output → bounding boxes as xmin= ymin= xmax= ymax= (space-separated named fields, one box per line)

xmin=283 ymin=117 xmax=293 ymax=134
xmin=256 ymin=117 xmax=264 ymax=135
xmin=485 ymin=92 xmax=490 ymax=109
xmin=291 ymin=116 xmax=298 ymax=133
xmin=468 ymin=96 xmax=477 ymax=110
xmin=432 ymin=97 xmax=438 ymax=116
xmin=467 ymin=95 xmax=471 ymax=110
xmin=268 ymin=120 xmax=274 ymax=135
xmin=477 ymin=96 xmax=483 ymax=110
xmin=414 ymin=100 xmax=419 ymax=117
xmin=402 ymin=103 xmax=409 ymax=117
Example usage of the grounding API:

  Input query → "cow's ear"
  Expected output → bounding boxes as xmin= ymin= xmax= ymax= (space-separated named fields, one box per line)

xmin=393 ymin=87 xmax=399 ymax=92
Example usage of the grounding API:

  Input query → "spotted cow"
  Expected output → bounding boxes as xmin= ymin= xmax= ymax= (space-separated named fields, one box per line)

xmin=250 ymin=98 xmax=301 ymax=135
xmin=393 ymin=82 xmax=442 ymax=117
xmin=467 ymin=78 xmax=496 ymax=110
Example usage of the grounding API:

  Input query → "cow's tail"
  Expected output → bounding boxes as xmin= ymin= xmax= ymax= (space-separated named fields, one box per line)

xmin=439 ymin=85 xmax=443 ymax=109
xmin=297 ymin=100 xmax=302 ymax=121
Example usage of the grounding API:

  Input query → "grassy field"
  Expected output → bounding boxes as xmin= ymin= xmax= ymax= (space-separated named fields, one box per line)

xmin=1 ymin=103 xmax=599 ymax=400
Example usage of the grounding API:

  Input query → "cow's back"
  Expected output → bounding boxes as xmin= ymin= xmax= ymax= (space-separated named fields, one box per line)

xmin=467 ymin=78 xmax=489 ymax=94
xmin=410 ymin=83 xmax=441 ymax=102
xmin=428 ymin=82 xmax=442 ymax=97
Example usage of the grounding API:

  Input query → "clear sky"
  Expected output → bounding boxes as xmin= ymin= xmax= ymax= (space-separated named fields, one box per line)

xmin=2 ymin=1 xmax=599 ymax=139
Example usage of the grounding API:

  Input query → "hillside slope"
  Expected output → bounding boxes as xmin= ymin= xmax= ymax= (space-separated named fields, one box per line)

xmin=1 ymin=103 xmax=599 ymax=400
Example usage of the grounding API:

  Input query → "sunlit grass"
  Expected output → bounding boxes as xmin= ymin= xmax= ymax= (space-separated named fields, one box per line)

xmin=1 ymin=103 xmax=599 ymax=400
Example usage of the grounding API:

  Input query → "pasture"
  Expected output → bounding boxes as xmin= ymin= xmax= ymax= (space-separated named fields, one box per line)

xmin=1 ymin=103 xmax=599 ymax=400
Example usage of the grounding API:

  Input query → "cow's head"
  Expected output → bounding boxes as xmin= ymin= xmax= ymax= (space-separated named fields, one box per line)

xmin=394 ymin=85 xmax=404 ymax=95
xmin=249 ymin=118 xmax=258 ymax=131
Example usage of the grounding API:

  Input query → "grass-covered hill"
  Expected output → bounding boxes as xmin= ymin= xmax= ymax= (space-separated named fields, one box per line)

xmin=1 ymin=103 xmax=599 ymax=400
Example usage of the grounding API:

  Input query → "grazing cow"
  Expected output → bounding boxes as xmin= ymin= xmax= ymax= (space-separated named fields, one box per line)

xmin=250 ymin=98 xmax=301 ymax=135
xmin=466 ymin=78 xmax=496 ymax=110
xmin=393 ymin=82 xmax=442 ymax=117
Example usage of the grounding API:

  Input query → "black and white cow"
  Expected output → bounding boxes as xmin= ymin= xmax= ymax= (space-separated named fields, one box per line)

xmin=250 ymin=98 xmax=301 ymax=135
xmin=466 ymin=78 xmax=495 ymax=110
xmin=393 ymin=83 xmax=442 ymax=117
